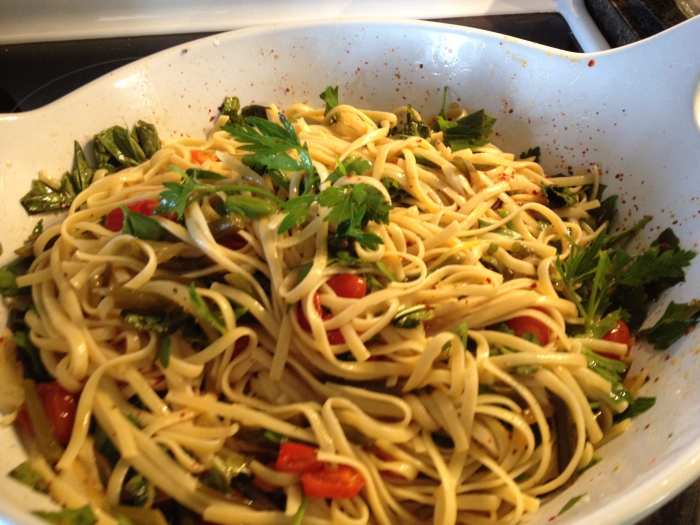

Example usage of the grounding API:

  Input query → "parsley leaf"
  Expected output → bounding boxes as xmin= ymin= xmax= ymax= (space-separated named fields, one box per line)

xmin=640 ymin=300 xmax=700 ymax=349
xmin=544 ymin=184 xmax=578 ymax=208
xmin=519 ymin=146 xmax=541 ymax=162
xmin=277 ymin=194 xmax=316 ymax=234
xmin=9 ymin=461 xmax=49 ymax=493
xmin=278 ymin=183 xmax=389 ymax=250
xmin=443 ymin=109 xmax=496 ymax=150
xmin=224 ymin=114 xmax=313 ymax=177
xmin=327 ymin=157 xmax=371 ymax=184
xmin=121 ymin=207 xmax=165 ymax=240
xmin=320 ymin=86 xmax=339 ymax=115
xmin=618 ymin=244 xmax=695 ymax=290
xmin=34 ymin=505 xmax=97 ymax=525
xmin=583 ymin=349 xmax=630 ymax=404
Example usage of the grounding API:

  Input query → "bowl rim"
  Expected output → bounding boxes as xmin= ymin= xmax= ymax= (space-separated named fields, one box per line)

xmin=1 ymin=16 xmax=700 ymax=525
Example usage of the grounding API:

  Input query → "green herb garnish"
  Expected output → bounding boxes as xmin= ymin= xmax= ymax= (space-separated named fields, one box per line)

xmin=443 ymin=109 xmax=496 ymax=150
xmin=34 ymin=505 xmax=97 ymax=525
xmin=320 ymin=85 xmax=339 ymax=115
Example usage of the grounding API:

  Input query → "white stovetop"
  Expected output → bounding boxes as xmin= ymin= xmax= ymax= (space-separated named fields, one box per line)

xmin=0 ymin=0 xmax=608 ymax=51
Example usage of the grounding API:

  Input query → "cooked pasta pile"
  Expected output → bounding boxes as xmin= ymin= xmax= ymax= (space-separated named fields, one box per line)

xmin=3 ymin=92 xmax=691 ymax=525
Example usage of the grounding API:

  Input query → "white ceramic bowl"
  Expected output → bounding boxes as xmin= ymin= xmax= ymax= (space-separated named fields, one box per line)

xmin=1 ymin=18 xmax=700 ymax=525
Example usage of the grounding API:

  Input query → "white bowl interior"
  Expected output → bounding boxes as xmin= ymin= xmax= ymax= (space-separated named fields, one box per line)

xmin=1 ymin=18 xmax=700 ymax=525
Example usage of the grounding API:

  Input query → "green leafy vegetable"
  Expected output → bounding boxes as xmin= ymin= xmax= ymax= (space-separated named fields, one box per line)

xmin=219 ymin=96 xmax=242 ymax=123
xmin=188 ymin=284 xmax=225 ymax=334
xmin=121 ymin=207 xmax=165 ymax=241
xmin=519 ymin=146 xmax=541 ymax=162
xmin=615 ymin=396 xmax=656 ymax=421
xmin=9 ymin=461 xmax=49 ymax=493
xmin=277 ymin=194 xmax=316 ymax=234
xmin=133 ymin=121 xmax=161 ymax=158
xmin=392 ymin=305 xmax=434 ymax=329
xmin=122 ymin=312 xmax=169 ymax=333
xmin=327 ymin=156 xmax=371 ymax=184
xmin=391 ymin=106 xmax=430 ymax=138
xmin=453 ymin=322 xmax=469 ymax=348
xmin=201 ymin=451 xmax=250 ymax=493
xmin=544 ymin=184 xmax=578 ymax=208
xmin=640 ymin=300 xmax=700 ymax=349
xmin=381 ymin=177 xmax=411 ymax=204
xmin=13 ymin=330 xmax=51 ymax=382
xmin=558 ymin=494 xmax=586 ymax=516
xmin=224 ymin=115 xmax=313 ymax=177
xmin=320 ymin=85 xmax=339 ymax=115
xmin=94 ymin=126 xmax=146 ymax=171
xmin=443 ymin=109 xmax=496 ymax=151
xmin=263 ymin=430 xmax=286 ymax=444
xmin=583 ymin=349 xmax=630 ymax=404
xmin=279 ymin=183 xmax=389 ymax=250
xmin=0 ymin=263 xmax=22 ymax=297
xmin=292 ymin=497 xmax=308 ymax=525
xmin=122 ymin=473 xmax=151 ymax=507
xmin=158 ymin=169 xmax=281 ymax=220
xmin=34 ymin=506 xmax=97 ymax=525
xmin=20 ymin=179 xmax=76 ymax=215
xmin=21 ymin=123 xmax=158 ymax=214
xmin=158 ymin=335 xmax=171 ymax=368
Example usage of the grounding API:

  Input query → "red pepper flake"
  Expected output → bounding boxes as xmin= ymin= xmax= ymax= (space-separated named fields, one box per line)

xmin=587 ymin=59 xmax=596 ymax=67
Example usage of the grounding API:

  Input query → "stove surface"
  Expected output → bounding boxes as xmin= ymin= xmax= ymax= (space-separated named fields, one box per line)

xmin=0 ymin=13 xmax=580 ymax=113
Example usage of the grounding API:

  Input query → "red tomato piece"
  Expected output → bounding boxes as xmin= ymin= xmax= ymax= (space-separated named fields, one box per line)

xmin=327 ymin=274 xmax=367 ymax=299
xmin=36 ymin=382 xmax=78 ymax=446
xmin=104 ymin=208 xmax=125 ymax=232
xmin=190 ymin=150 xmax=217 ymax=164
xmin=218 ymin=233 xmax=247 ymax=250
xmin=104 ymin=199 xmax=159 ymax=232
xmin=295 ymin=294 xmax=345 ymax=344
xmin=15 ymin=406 xmax=33 ymax=436
xmin=603 ymin=320 xmax=631 ymax=347
xmin=602 ymin=320 xmax=632 ymax=359
xmin=234 ymin=336 xmax=249 ymax=352
xmin=275 ymin=442 xmax=322 ymax=474
xmin=327 ymin=329 xmax=345 ymax=346
xmin=295 ymin=294 xmax=325 ymax=332
xmin=301 ymin=464 xmax=365 ymax=499
xmin=506 ymin=316 xmax=550 ymax=345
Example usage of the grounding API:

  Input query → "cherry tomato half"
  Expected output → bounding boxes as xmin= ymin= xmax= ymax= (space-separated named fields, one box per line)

xmin=603 ymin=319 xmax=632 ymax=347
xmin=275 ymin=442 xmax=322 ymax=474
xmin=300 ymin=464 xmax=365 ymax=499
xmin=104 ymin=199 xmax=159 ymax=232
xmin=327 ymin=274 xmax=367 ymax=299
xmin=36 ymin=382 xmax=78 ymax=446
xmin=505 ymin=316 xmax=550 ymax=345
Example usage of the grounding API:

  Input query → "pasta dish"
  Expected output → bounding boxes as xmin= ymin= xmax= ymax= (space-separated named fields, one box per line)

xmin=1 ymin=87 xmax=698 ymax=525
